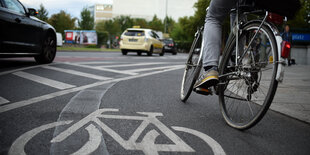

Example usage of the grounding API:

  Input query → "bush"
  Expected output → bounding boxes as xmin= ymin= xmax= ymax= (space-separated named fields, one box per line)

xmin=175 ymin=40 xmax=192 ymax=53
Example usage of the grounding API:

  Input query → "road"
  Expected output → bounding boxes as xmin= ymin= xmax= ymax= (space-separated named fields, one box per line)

xmin=0 ymin=51 xmax=309 ymax=155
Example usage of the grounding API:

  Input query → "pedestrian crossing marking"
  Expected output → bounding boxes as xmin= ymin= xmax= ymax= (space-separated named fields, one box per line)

xmin=97 ymin=62 xmax=168 ymax=68
xmin=124 ymin=65 xmax=184 ymax=73
xmin=42 ymin=66 xmax=112 ymax=81
xmin=0 ymin=96 xmax=9 ymax=105
xmin=13 ymin=71 xmax=76 ymax=90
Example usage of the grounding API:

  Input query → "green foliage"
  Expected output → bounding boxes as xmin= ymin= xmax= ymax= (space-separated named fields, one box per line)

xmin=78 ymin=7 xmax=94 ymax=30
xmin=148 ymin=15 xmax=164 ymax=31
xmin=114 ymin=15 xmax=134 ymax=32
xmin=37 ymin=4 xmax=48 ymax=22
xmin=287 ymin=0 xmax=310 ymax=29
xmin=86 ymin=44 xmax=98 ymax=48
xmin=48 ymin=10 xmax=76 ymax=37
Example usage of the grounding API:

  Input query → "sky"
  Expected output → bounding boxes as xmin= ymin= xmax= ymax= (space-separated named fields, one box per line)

xmin=19 ymin=0 xmax=113 ymax=18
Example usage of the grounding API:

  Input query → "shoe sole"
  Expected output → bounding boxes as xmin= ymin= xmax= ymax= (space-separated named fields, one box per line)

xmin=194 ymin=76 xmax=219 ymax=89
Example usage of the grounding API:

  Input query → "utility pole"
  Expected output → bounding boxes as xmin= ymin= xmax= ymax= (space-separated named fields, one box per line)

xmin=164 ymin=0 xmax=168 ymax=34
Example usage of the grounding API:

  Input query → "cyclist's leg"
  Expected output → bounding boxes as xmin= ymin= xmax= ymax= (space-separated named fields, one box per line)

xmin=202 ymin=0 xmax=237 ymax=68
xmin=194 ymin=0 xmax=237 ymax=90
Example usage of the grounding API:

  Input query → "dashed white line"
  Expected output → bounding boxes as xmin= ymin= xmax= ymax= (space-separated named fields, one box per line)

xmin=64 ymin=63 xmax=138 ymax=75
xmin=0 ymin=96 xmax=9 ymax=105
xmin=13 ymin=71 xmax=75 ymax=90
xmin=42 ymin=66 xmax=112 ymax=81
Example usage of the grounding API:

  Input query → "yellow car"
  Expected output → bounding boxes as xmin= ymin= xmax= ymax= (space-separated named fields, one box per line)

xmin=120 ymin=28 xmax=164 ymax=56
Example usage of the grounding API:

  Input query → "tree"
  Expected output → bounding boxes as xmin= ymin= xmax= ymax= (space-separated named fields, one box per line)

xmin=148 ymin=15 xmax=164 ymax=31
xmin=114 ymin=15 xmax=134 ymax=32
xmin=287 ymin=0 xmax=310 ymax=30
xmin=48 ymin=11 xmax=76 ymax=36
xmin=37 ymin=4 xmax=48 ymax=22
xmin=78 ymin=7 xmax=94 ymax=30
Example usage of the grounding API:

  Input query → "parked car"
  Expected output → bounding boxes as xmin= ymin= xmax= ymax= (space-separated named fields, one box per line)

xmin=120 ymin=28 xmax=164 ymax=56
xmin=0 ymin=0 xmax=57 ymax=64
xmin=163 ymin=38 xmax=177 ymax=55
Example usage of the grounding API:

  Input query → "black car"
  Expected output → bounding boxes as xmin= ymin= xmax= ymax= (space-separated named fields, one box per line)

xmin=0 ymin=0 xmax=57 ymax=64
xmin=163 ymin=39 xmax=177 ymax=55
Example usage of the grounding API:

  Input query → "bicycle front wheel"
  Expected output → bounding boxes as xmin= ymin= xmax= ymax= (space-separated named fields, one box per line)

xmin=218 ymin=22 xmax=279 ymax=130
xmin=180 ymin=29 xmax=203 ymax=102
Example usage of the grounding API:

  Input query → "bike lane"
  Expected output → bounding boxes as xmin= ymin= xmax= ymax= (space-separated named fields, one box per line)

xmin=2 ymin=68 xmax=310 ymax=155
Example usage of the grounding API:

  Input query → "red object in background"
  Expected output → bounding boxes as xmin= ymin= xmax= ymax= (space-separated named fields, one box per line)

xmin=66 ymin=32 xmax=73 ymax=41
xmin=267 ymin=13 xmax=283 ymax=25
xmin=169 ymin=43 xmax=174 ymax=47
xmin=281 ymin=41 xmax=291 ymax=58
xmin=116 ymin=36 xmax=119 ymax=39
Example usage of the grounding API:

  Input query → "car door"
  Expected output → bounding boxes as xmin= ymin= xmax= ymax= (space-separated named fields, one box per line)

xmin=0 ymin=0 xmax=41 ymax=53
xmin=150 ymin=31 xmax=162 ymax=52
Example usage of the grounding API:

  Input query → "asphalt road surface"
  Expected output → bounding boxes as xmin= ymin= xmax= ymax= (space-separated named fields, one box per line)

xmin=0 ymin=51 xmax=309 ymax=155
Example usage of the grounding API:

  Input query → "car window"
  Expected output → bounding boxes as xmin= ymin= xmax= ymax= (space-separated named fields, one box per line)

xmin=151 ymin=31 xmax=159 ymax=39
xmin=124 ymin=30 xmax=145 ymax=37
xmin=2 ymin=0 xmax=25 ymax=14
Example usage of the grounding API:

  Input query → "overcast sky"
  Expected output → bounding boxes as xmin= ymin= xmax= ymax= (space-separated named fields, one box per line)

xmin=19 ymin=0 xmax=113 ymax=18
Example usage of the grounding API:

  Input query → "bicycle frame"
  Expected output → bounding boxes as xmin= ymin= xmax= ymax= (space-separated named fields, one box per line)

xmin=198 ymin=3 xmax=285 ymax=83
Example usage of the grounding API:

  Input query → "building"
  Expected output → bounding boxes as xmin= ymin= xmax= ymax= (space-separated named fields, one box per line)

xmin=112 ymin=0 xmax=198 ymax=21
xmin=89 ymin=4 xmax=113 ymax=23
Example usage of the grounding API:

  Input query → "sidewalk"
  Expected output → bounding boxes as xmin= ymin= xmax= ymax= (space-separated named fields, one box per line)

xmin=270 ymin=65 xmax=310 ymax=124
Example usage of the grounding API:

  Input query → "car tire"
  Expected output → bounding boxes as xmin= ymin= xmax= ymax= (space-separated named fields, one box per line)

xmin=137 ymin=52 xmax=142 ymax=56
xmin=159 ymin=48 xmax=165 ymax=56
xmin=121 ymin=50 xmax=128 ymax=55
xmin=147 ymin=46 xmax=153 ymax=56
xmin=34 ymin=33 xmax=57 ymax=64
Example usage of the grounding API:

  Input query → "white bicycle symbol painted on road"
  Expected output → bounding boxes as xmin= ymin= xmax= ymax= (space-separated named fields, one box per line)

xmin=9 ymin=109 xmax=226 ymax=155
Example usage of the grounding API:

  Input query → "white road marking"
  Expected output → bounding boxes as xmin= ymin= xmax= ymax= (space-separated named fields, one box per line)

xmin=0 ymin=96 xmax=9 ymax=105
xmin=13 ymin=71 xmax=75 ymax=90
xmin=172 ymin=126 xmax=226 ymax=155
xmin=8 ymin=121 xmax=73 ymax=155
xmin=0 ymin=64 xmax=49 ymax=76
xmin=0 ymin=66 xmax=184 ymax=113
xmin=42 ymin=66 xmax=112 ymax=80
xmin=74 ymin=61 xmax=120 ymax=65
xmin=97 ymin=62 xmax=168 ymax=68
xmin=124 ymin=65 xmax=184 ymax=73
xmin=71 ymin=124 xmax=103 ymax=155
xmin=64 ymin=63 xmax=138 ymax=75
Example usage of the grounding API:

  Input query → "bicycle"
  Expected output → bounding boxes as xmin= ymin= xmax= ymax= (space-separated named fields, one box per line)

xmin=180 ymin=1 xmax=290 ymax=130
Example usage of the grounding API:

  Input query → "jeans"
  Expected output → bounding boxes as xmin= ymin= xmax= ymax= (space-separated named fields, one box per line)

xmin=202 ymin=0 xmax=238 ymax=67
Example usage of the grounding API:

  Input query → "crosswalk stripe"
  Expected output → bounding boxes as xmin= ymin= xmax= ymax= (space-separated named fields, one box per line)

xmin=97 ymin=62 xmax=168 ymax=68
xmin=13 ymin=71 xmax=75 ymax=90
xmin=42 ymin=66 xmax=112 ymax=81
xmin=64 ymin=63 xmax=138 ymax=76
xmin=0 ymin=97 xmax=9 ymax=105
xmin=124 ymin=65 xmax=184 ymax=73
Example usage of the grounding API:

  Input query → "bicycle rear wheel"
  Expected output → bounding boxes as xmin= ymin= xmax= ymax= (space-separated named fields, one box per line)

xmin=218 ymin=22 xmax=279 ymax=130
xmin=180 ymin=29 xmax=203 ymax=102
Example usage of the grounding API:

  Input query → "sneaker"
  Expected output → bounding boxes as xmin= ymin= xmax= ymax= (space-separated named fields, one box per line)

xmin=194 ymin=67 xmax=219 ymax=89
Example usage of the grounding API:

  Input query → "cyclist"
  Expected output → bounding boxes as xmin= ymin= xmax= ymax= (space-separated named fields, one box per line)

xmin=194 ymin=0 xmax=238 ymax=90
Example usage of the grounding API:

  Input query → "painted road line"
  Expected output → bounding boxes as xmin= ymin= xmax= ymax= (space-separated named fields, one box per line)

xmin=124 ymin=65 xmax=184 ymax=73
xmin=0 ymin=66 xmax=184 ymax=114
xmin=97 ymin=62 xmax=168 ymax=68
xmin=0 ymin=96 xmax=9 ymax=105
xmin=42 ymin=66 xmax=112 ymax=80
xmin=64 ymin=63 xmax=138 ymax=76
xmin=0 ymin=64 xmax=49 ymax=76
xmin=13 ymin=71 xmax=75 ymax=90
xmin=74 ymin=61 xmax=120 ymax=65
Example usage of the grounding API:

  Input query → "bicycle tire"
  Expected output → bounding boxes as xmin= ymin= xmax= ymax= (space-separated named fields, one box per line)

xmin=218 ymin=22 xmax=279 ymax=130
xmin=180 ymin=29 xmax=203 ymax=102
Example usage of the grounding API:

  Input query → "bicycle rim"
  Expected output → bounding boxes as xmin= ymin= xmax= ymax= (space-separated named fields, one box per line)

xmin=218 ymin=22 xmax=278 ymax=130
xmin=180 ymin=32 xmax=202 ymax=102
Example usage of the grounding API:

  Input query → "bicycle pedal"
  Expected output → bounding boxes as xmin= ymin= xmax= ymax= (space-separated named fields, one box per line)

xmin=194 ymin=87 xmax=213 ymax=96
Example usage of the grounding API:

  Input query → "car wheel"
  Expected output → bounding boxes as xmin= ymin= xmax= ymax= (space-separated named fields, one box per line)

xmin=159 ymin=48 xmax=165 ymax=56
xmin=147 ymin=46 xmax=153 ymax=56
xmin=35 ymin=33 xmax=57 ymax=64
xmin=137 ymin=52 xmax=142 ymax=56
xmin=121 ymin=50 xmax=128 ymax=55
